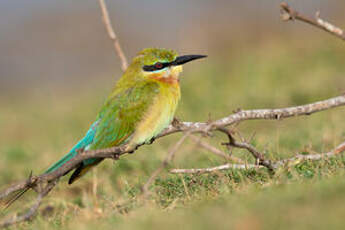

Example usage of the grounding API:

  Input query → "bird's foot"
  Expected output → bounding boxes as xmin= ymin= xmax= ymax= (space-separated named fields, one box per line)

xmin=128 ymin=145 xmax=140 ymax=154
xmin=148 ymin=137 xmax=156 ymax=145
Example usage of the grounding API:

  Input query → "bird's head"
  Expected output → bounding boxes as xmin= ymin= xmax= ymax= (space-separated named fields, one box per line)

xmin=124 ymin=48 xmax=206 ymax=83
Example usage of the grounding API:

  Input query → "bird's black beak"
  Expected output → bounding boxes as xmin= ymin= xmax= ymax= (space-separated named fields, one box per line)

xmin=171 ymin=55 xmax=207 ymax=66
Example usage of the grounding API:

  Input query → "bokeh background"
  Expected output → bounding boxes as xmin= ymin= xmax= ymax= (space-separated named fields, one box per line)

xmin=1 ymin=0 xmax=345 ymax=229
xmin=1 ymin=0 xmax=345 ymax=93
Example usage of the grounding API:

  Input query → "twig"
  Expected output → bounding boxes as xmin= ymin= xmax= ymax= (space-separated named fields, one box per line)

xmin=0 ymin=181 xmax=56 ymax=228
xmin=274 ymin=141 xmax=345 ymax=167
xmin=170 ymin=164 xmax=261 ymax=174
xmin=0 ymin=176 xmax=37 ymax=200
xmin=217 ymin=127 xmax=274 ymax=171
xmin=141 ymin=133 xmax=190 ymax=197
xmin=280 ymin=2 xmax=345 ymax=41
xmin=189 ymin=134 xmax=244 ymax=163
xmin=98 ymin=0 xmax=128 ymax=71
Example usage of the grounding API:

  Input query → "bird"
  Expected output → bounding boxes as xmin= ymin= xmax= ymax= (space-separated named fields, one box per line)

xmin=44 ymin=48 xmax=206 ymax=184
xmin=3 ymin=48 xmax=206 ymax=209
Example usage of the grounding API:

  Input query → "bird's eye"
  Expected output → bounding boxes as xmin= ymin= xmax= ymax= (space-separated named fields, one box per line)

xmin=142 ymin=62 xmax=168 ymax=72
xmin=155 ymin=62 xmax=163 ymax=69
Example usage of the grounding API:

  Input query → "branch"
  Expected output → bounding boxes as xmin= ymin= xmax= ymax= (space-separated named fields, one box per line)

xmin=98 ymin=0 xmax=128 ymax=71
xmin=217 ymin=127 xmax=274 ymax=171
xmin=170 ymin=141 xmax=345 ymax=174
xmin=0 ymin=180 xmax=56 ymax=229
xmin=160 ymin=95 xmax=345 ymax=137
xmin=275 ymin=141 xmax=345 ymax=167
xmin=189 ymin=134 xmax=244 ymax=163
xmin=170 ymin=164 xmax=261 ymax=174
xmin=280 ymin=2 xmax=345 ymax=41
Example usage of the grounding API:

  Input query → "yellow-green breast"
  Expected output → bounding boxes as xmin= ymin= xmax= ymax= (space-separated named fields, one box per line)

xmin=130 ymin=81 xmax=180 ymax=146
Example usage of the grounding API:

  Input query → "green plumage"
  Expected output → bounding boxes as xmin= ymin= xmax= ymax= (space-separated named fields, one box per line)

xmin=92 ymin=81 xmax=160 ymax=149
xmin=4 ymin=48 xmax=205 ymax=208
xmin=46 ymin=48 xmax=180 ymax=184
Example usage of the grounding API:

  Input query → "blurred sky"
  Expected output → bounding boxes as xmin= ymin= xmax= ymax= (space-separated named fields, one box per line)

xmin=0 ymin=0 xmax=344 ymax=94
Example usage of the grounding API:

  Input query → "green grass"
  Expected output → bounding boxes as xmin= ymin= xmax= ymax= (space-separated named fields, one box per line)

xmin=1 ymin=38 xmax=345 ymax=229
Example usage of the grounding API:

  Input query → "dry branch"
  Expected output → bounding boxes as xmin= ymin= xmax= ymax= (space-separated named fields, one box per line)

xmin=218 ymin=127 xmax=274 ymax=171
xmin=189 ymin=135 xmax=244 ymax=163
xmin=160 ymin=95 xmax=345 ymax=137
xmin=280 ymin=2 xmax=345 ymax=41
xmin=170 ymin=141 xmax=345 ymax=174
xmin=275 ymin=141 xmax=345 ymax=167
xmin=98 ymin=0 xmax=128 ymax=71
xmin=170 ymin=164 xmax=261 ymax=174
xmin=0 ymin=180 xmax=56 ymax=229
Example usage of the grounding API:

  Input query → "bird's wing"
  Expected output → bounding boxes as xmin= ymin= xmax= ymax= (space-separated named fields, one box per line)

xmin=90 ymin=81 xmax=160 ymax=150
xmin=67 ymin=81 xmax=160 ymax=184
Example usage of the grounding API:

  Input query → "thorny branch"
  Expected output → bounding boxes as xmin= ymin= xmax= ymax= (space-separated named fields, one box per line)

xmin=1 ymin=1 xmax=345 ymax=228
xmin=217 ymin=127 xmax=274 ymax=171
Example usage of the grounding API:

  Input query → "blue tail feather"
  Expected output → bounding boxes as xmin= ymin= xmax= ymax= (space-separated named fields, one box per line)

xmin=45 ymin=121 xmax=98 ymax=174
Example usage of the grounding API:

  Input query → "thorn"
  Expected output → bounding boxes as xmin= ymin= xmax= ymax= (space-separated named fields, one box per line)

xmin=207 ymin=113 xmax=213 ymax=124
xmin=172 ymin=117 xmax=181 ymax=128
xmin=315 ymin=10 xmax=321 ymax=19
xmin=233 ymin=108 xmax=242 ymax=113
xmin=248 ymin=131 xmax=257 ymax=143
xmin=28 ymin=170 xmax=33 ymax=181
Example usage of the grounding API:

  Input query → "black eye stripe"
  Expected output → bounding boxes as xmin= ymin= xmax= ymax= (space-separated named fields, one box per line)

xmin=143 ymin=62 xmax=170 ymax=72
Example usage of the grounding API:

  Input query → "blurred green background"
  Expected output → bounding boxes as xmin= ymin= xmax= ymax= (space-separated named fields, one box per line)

xmin=1 ymin=0 xmax=345 ymax=229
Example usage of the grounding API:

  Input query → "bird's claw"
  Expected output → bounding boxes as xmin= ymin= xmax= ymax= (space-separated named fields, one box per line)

xmin=148 ymin=137 xmax=156 ymax=144
xmin=128 ymin=145 xmax=139 ymax=154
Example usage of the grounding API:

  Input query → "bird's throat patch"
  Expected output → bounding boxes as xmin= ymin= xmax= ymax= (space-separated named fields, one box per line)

xmin=149 ymin=74 xmax=179 ymax=85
